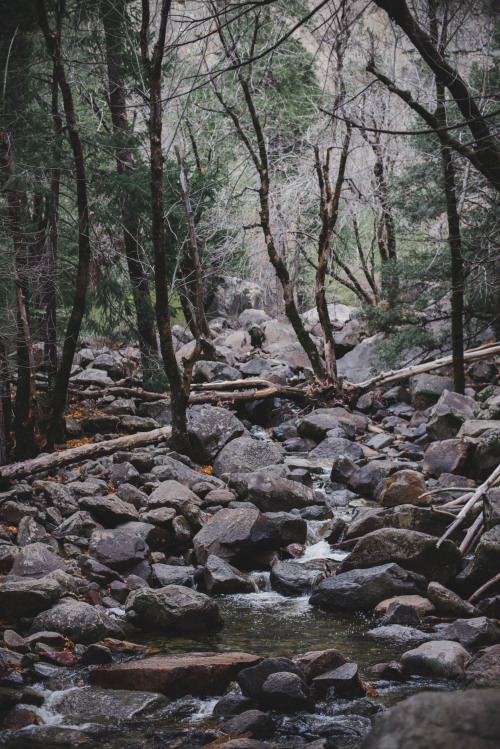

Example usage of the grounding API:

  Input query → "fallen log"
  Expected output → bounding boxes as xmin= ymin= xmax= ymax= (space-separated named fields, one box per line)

xmin=0 ymin=426 xmax=172 ymax=484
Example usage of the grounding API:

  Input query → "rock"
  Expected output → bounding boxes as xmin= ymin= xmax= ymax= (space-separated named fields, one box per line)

xmin=336 ymin=333 xmax=386 ymax=383
xmin=422 ymin=439 xmax=474 ymax=477
xmin=192 ymin=360 xmax=242 ymax=384
xmin=213 ymin=695 xmax=259 ymax=717
xmin=438 ymin=617 xmax=500 ymax=649
xmin=147 ymin=480 xmax=203 ymax=510
xmin=151 ymin=455 xmax=222 ymax=490
xmin=150 ymin=564 xmax=194 ymax=588
xmin=30 ymin=598 xmax=122 ymax=644
xmin=71 ymin=368 xmax=114 ymax=386
xmin=90 ymin=652 xmax=261 ymax=696
xmin=297 ymin=413 xmax=349 ymax=441
xmin=456 ymin=526 xmax=500 ymax=594
xmin=426 ymin=390 xmax=477 ymax=440
xmin=207 ymin=276 xmax=264 ymax=318
xmin=345 ymin=508 xmax=385 ymax=539
xmin=137 ymin=400 xmax=171 ymax=426
xmin=79 ymin=494 xmax=139 ymax=524
xmin=238 ymin=309 xmax=271 ymax=328
xmin=222 ymin=710 xmax=274 ymax=739
xmin=119 ymin=415 xmax=159 ymax=433
xmin=334 ymin=319 xmax=362 ymax=354
xmin=484 ymin=487 xmax=500 ymax=530
xmin=213 ymin=437 xmax=283 ymax=478
xmin=381 ymin=600 xmax=421 ymax=626
xmin=228 ymin=473 xmax=315 ymax=512
xmin=80 ymin=644 xmax=113 ymax=665
xmin=309 ymin=563 xmax=425 ymax=611
xmin=340 ymin=528 xmax=461 ymax=584
xmin=48 ymin=687 xmax=167 ymax=719
xmin=104 ymin=398 xmax=136 ymax=416
xmin=303 ymin=303 xmax=354 ymax=328
xmin=309 ymin=437 xmax=363 ymax=461
xmin=330 ymin=455 xmax=358 ymax=485
xmin=465 ymin=643 xmax=500 ymax=688
xmin=370 ymin=660 xmax=408 ymax=681
xmin=0 ymin=576 xmax=62 ymax=618
xmin=367 ymin=625 xmax=432 ymax=643
xmin=359 ymin=689 xmax=500 ymax=749
xmin=374 ymin=595 xmax=435 ymax=617
xmin=312 ymin=662 xmax=365 ymax=698
xmin=379 ymin=470 xmax=428 ymax=507
xmin=237 ymin=657 xmax=304 ymax=700
xmin=40 ymin=482 xmax=79 ymax=516
xmin=203 ymin=555 xmax=255 ymax=594
xmin=400 ymin=640 xmax=470 ymax=679
xmin=380 ymin=504 xmax=456 ymax=537
xmin=78 ymin=555 xmax=123 ymax=585
xmin=458 ymin=420 xmax=500 ymax=438
xmin=9 ymin=543 xmax=66 ymax=579
xmin=471 ymin=428 xmax=500 ymax=480
xmin=261 ymin=671 xmax=311 ymax=711
xmin=92 ymin=352 xmax=125 ymax=378
xmin=81 ymin=414 xmax=120 ymax=433
xmin=347 ymin=460 xmax=397 ymax=495
xmin=193 ymin=508 xmax=278 ymax=566
xmin=0 ymin=543 xmax=20 ymax=573
xmin=270 ymin=561 xmax=326 ymax=597
xmin=125 ymin=585 xmax=222 ymax=631
xmin=2 ymin=707 xmax=41 ymax=729
xmin=16 ymin=517 xmax=46 ymax=547
xmin=410 ymin=373 xmax=454 ymax=410
xmin=265 ymin=512 xmax=307 ymax=545
xmin=88 ymin=529 xmax=149 ymax=571
xmin=427 ymin=581 xmax=478 ymax=617
xmin=187 ymin=405 xmax=246 ymax=463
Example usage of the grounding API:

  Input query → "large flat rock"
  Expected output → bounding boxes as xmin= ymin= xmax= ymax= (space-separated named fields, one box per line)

xmin=89 ymin=652 xmax=261 ymax=697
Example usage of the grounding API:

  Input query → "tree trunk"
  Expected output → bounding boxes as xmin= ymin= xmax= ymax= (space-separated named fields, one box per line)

xmin=0 ymin=337 xmax=11 ymax=465
xmin=102 ymin=0 xmax=158 ymax=382
xmin=37 ymin=0 xmax=92 ymax=449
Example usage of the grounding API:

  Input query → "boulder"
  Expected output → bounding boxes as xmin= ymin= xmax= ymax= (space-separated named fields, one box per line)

xmin=270 ymin=561 xmax=326 ymax=597
xmin=308 ymin=437 xmax=363 ymax=461
xmin=400 ymin=640 xmax=470 ymax=679
xmin=192 ymin=360 xmax=241 ymax=384
xmin=374 ymin=594 xmax=435 ymax=617
xmin=367 ymin=625 xmax=432 ymax=643
xmin=89 ymin=652 xmax=261 ymax=696
xmin=47 ymin=687 xmax=166 ymax=720
xmin=312 ymin=662 xmax=365 ymax=698
xmin=213 ymin=437 xmax=283 ymax=478
xmin=336 ymin=333 xmax=386 ymax=383
xmin=309 ymin=563 xmax=425 ymax=611
xmin=9 ymin=543 xmax=66 ymax=579
xmin=16 ymin=517 xmax=46 ymax=547
xmin=193 ymin=508 xmax=279 ymax=566
xmin=187 ymin=405 xmax=246 ymax=463
xmin=79 ymin=494 xmax=139 ymax=524
xmin=340 ymin=528 xmax=461 ymax=584
xmin=88 ymin=529 xmax=149 ymax=571
xmin=427 ymin=581 xmax=478 ymax=617
xmin=213 ymin=695 xmax=259 ymax=717
xmin=455 ymin=525 xmax=500 ymax=594
xmin=151 ymin=455 xmax=222 ymax=490
xmin=125 ymin=585 xmax=222 ymax=631
xmin=222 ymin=710 xmax=273 ymax=740
xmin=465 ymin=643 xmax=500 ymax=688
xmin=70 ymin=368 xmax=114 ymax=387
xmin=426 ymin=390 xmax=477 ymax=440
xmin=409 ymin=373 xmax=453 ymax=410
xmin=0 ymin=576 xmax=62 ymax=618
xmin=203 ymin=555 xmax=255 ymax=594
xmin=228 ymin=473 xmax=315 ymax=512
xmin=260 ymin=671 xmax=311 ymax=711
xmin=150 ymin=564 xmax=194 ymax=588
xmin=40 ymin=482 xmax=79 ymax=516
xmin=471 ymin=428 xmax=500 ymax=480
xmin=146 ymin=480 xmax=203 ymax=510
xmin=359 ymin=689 xmax=500 ymax=749
xmin=379 ymin=470 xmax=428 ymax=507
xmin=347 ymin=460 xmax=397 ymax=496
xmin=484 ymin=487 xmax=500 ymax=530
xmin=206 ymin=276 xmax=264 ymax=318
xmin=294 ymin=649 xmax=347 ymax=682
xmin=265 ymin=512 xmax=307 ymax=545
xmin=438 ymin=617 xmax=500 ymax=649
xmin=237 ymin=657 xmax=304 ymax=700
xmin=422 ymin=439 xmax=474 ymax=477
xmin=30 ymin=598 xmax=122 ymax=644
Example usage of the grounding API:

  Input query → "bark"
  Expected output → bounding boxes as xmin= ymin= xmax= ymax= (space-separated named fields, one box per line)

xmin=314 ymin=129 xmax=351 ymax=385
xmin=0 ymin=426 xmax=172 ymax=484
xmin=140 ymin=0 xmax=191 ymax=453
xmin=37 ymin=0 xmax=92 ymax=449
xmin=0 ymin=130 xmax=37 ymax=459
xmin=102 ymin=0 xmax=157 ymax=377
xmin=0 ymin=337 xmax=11 ymax=465
xmin=45 ymin=66 xmax=61 ymax=388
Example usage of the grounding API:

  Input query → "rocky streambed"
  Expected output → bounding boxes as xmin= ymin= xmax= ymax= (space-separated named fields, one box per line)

xmin=1 ymin=339 xmax=500 ymax=748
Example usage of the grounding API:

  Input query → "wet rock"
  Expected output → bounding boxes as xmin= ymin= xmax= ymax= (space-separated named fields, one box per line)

xmin=203 ymin=555 xmax=255 ymax=594
xmin=367 ymin=625 xmax=432 ymax=643
xmin=379 ymin=470 xmax=428 ymax=507
xmin=228 ymin=473 xmax=315 ymax=512
xmin=401 ymin=640 xmax=469 ymax=679
xmin=0 ymin=576 xmax=62 ymax=618
xmin=270 ymin=561 xmax=326 ymax=597
xmin=422 ymin=439 xmax=474 ymax=477
xmin=80 ymin=644 xmax=113 ymax=665
xmin=193 ymin=508 xmax=279 ymax=566
xmin=79 ymin=495 xmax=139 ymax=524
xmin=426 ymin=390 xmax=476 ymax=440
xmin=88 ymin=529 xmax=149 ymax=571
xmin=380 ymin=600 xmax=421 ymax=626
xmin=90 ymin=651 xmax=261 ymax=696
xmin=222 ymin=710 xmax=274 ymax=739
xmin=52 ymin=686 xmax=167 ymax=720
xmin=295 ymin=649 xmax=347 ymax=682
xmin=330 ymin=455 xmax=358 ymax=485
xmin=438 ymin=617 xmax=500 ymax=649
xmin=359 ymin=689 xmax=500 ymax=749
xmin=213 ymin=695 xmax=259 ymax=717
xmin=30 ymin=598 xmax=122 ymax=644
xmin=410 ymin=373 xmax=453 ymax=410
xmin=2 ymin=706 xmax=41 ymax=729
xmin=455 ymin=526 xmax=500 ymax=594
xmin=265 ymin=512 xmax=307 ymax=545
xmin=309 ymin=437 xmax=363 ymax=461
xmin=187 ymin=405 xmax=246 ymax=463
xmin=261 ymin=671 xmax=311 ymax=711
xmin=427 ymin=581 xmax=478 ymax=617
xmin=220 ymin=740 xmax=271 ymax=749
xmin=125 ymin=585 xmax=222 ymax=631
xmin=150 ymin=563 xmax=194 ymax=587
xmin=312 ymin=662 xmax=365 ymax=698
xmin=9 ymin=543 xmax=66 ymax=579
xmin=374 ymin=594 xmax=435 ymax=617
xmin=213 ymin=437 xmax=283 ymax=478
xmin=464 ymin=643 xmax=500 ymax=688
xmin=309 ymin=563 xmax=425 ymax=611
xmin=347 ymin=460 xmax=397 ymax=496
xmin=370 ymin=660 xmax=408 ymax=681
xmin=237 ymin=657 xmax=304 ymax=700
xmin=340 ymin=528 xmax=461 ymax=584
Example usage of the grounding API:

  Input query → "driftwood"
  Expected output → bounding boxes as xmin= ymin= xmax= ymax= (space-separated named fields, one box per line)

xmin=0 ymin=426 xmax=172 ymax=484
xmin=437 ymin=461 xmax=500 ymax=548
xmin=459 ymin=514 xmax=484 ymax=556
xmin=468 ymin=572 xmax=500 ymax=603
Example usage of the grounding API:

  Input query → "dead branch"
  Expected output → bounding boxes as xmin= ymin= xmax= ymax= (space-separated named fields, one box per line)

xmin=468 ymin=572 xmax=500 ymax=603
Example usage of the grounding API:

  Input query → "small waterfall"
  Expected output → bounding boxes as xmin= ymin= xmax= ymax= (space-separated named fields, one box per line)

xmin=248 ymin=570 xmax=272 ymax=592
xmin=295 ymin=518 xmax=348 ymax=564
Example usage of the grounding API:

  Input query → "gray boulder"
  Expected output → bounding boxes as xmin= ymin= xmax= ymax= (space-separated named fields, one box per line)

xmin=125 ymin=585 xmax=222 ymax=631
xmin=206 ymin=276 xmax=264 ymax=318
xmin=308 ymin=437 xmax=363 ymax=460
xmin=30 ymin=598 xmax=122 ymax=644
xmin=270 ymin=561 xmax=326 ymax=597
xmin=213 ymin=437 xmax=283 ymax=478
xmin=187 ymin=405 xmax=246 ymax=463
xmin=150 ymin=564 xmax=194 ymax=588
xmin=9 ymin=543 xmax=66 ymax=579
xmin=360 ymin=689 xmax=500 ymax=749
xmin=261 ymin=671 xmax=311 ymax=711
xmin=422 ymin=439 xmax=474 ymax=477
xmin=79 ymin=494 xmax=139 ymax=524
xmin=0 ymin=576 xmax=62 ymax=618
xmin=146 ymin=480 xmax=203 ymax=510
xmin=410 ymin=373 xmax=453 ymax=410
xmin=438 ymin=617 xmax=500 ymax=649
xmin=465 ymin=643 xmax=500 ymax=689
xmin=228 ymin=473 xmax=315 ymax=512
xmin=193 ymin=508 xmax=279 ymax=566
xmin=426 ymin=390 xmax=476 ymax=440
xmin=484 ymin=487 xmax=500 ymax=530
xmin=456 ymin=525 xmax=500 ymax=594
xmin=400 ymin=640 xmax=470 ymax=679
xmin=427 ymin=581 xmax=478 ymax=617
xmin=309 ymin=563 xmax=425 ymax=611
xmin=203 ymin=555 xmax=255 ymax=594
xmin=192 ymin=360 xmax=241 ymax=384
xmin=378 ymin=470 xmax=428 ymax=507
xmin=88 ymin=529 xmax=149 ymax=571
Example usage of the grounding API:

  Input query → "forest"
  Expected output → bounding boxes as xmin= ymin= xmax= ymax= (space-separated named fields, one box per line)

xmin=0 ymin=1 xmax=500 ymax=748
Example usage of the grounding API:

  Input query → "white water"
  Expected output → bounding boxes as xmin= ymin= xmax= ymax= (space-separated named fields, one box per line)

xmin=186 ymin=697 xmax=219 ymax=722
xmin=296 ymin=538 xmax=347 ymax=564
xmin=17 ymin=687 xmax=92 ymax=730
